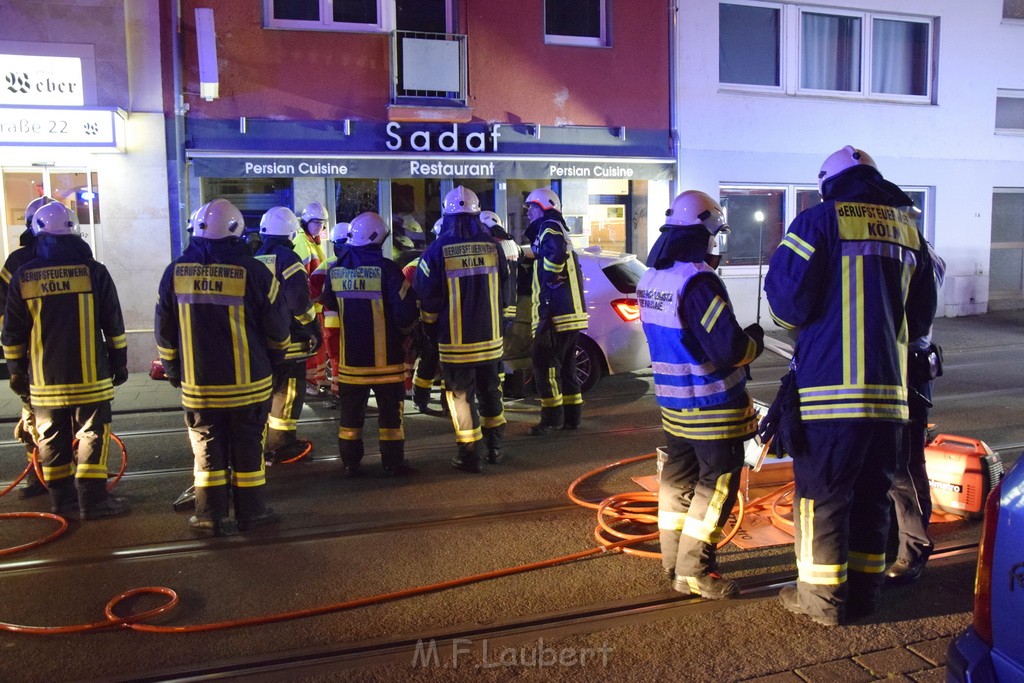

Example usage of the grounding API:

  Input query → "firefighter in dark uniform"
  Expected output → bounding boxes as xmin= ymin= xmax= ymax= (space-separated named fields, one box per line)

xmin=765 ymin=146 xmax=938 ymax=625
xmin=320 ymin=212 xmax=418 ymax=476
xmin=2 ymin=202 xmax=130 ymax=519
xmin=523 ymin=188 xmax=588 ymax=436
xmin=156 ymin=198 xmax=291 ymax=535
xmin=887 ymin=240 xmax=946 ymax=584
xmin=255 ymin=206 xmax=322 ymax=463
xmin=637 ymin=190 xmax=764 ymax=599
xmin=409 ymin=219 xmax=445 ymax=413
xmin=1 ymin=195 xmax=54 ymax=498
xmin=415 ymin=187 xmax=513 ymax=472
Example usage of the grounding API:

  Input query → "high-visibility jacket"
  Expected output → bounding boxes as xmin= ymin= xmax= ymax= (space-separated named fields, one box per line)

xmin=765 ymin=176 xmax=937 ymax=423
xmin=638 ymin=261 xmax=760 ymax=440
xmin=255 ymin=235 xmax=318 ymax=361
xmin=415 ymin=227 xmax=513 ymax=365
xmin=155 ymin=237 xmax=291 ymax=410
xmin=320 ymin=243 xmax=418 ymax=384
xmin=528 ymin=217 xmax=588 ymax=334
xmin=2 ymin=234 xmax=127 ymax=408
xmin=294 ymin=230 xmax=327 ymax=314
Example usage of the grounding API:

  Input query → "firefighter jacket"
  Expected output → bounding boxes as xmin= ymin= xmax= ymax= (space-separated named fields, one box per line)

xmin=319 ymin=243 xmax=418 ymax=384
xmin=764 ymin=167 xmax=937 ymax=423
xmin=484 ymin=223 xmax=520 ymax=321
xmin=638 ymin=261 xmax=760 ymax=440
xmin=294 ymin=230 xmax=326 ymax=313
xmin=155 ymin=237 xmax=291 ymax=410
xmin=255 ymin=235 xmax=318 ymax=361
xmin=2 ymin=234 xmax=127 ymax=408
xmin=0 ymin=229 xmax=36 ymax=329
xmin=528 ymin=217 xmax=588 ymax=334
xmin=415 ymin=224 xmax=513 ymax=365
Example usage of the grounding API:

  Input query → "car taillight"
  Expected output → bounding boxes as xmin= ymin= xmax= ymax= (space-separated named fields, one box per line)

xmin=972 ymin=481 xmax=1002 ymax=645
xmin=611 ymin=298 xmax=640 ymax=322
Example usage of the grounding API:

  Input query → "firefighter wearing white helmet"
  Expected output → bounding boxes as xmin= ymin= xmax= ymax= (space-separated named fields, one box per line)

xmin=2 ymin=201 xmax=130 ymax=519
xmin=312 ymin=221 xmax=352 ymax=398
xmin=414 ymin=187 xmax=514 ymax=472
xmin=637 ymin=189 xmax=764 ymax=600
xmin=0 ymin=195 xmax=58 ymax=498
xmin=255 ymin=207 xmax=320 ymax=464
xmin=765 ymin=148 xmax=938 ymax=625
xmin=294 ymin=202 xmax=330 ymax=396
xmin=0 ymin=195 xmax=57 ymax=498
xmin=523 ymin=187 xmax=588 ymax=436
xmin=320 ymin=212 xmax=419 ymax=476
xmin=156 ymin=197 xmax=290 ymax=535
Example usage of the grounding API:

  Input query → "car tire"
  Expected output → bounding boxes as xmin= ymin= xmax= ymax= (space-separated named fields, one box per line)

xmin=575 ymin=335 xmax=605 ymax=393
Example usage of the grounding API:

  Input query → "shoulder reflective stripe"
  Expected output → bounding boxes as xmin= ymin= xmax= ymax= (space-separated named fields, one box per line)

xmin=267 ymin=276 xmax=280 ymax=304
xmin=282 ymin=261 xmax=304 ymax=280
xmin=780 ymin=233 xmax=814 ymax=261
xmin=700 ymin=295 xmax=726 ymax=332
xmin=418 ymin=259 xmax=430 ymax=277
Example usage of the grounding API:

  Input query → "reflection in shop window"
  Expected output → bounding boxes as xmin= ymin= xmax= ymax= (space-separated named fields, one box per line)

xmin=719 ymin=188 xmax=785 ymax=267
xmin=334 ymin=178 xmax=379 ymax=223
xmin=201 ymin=177 xmax=294 ymax=231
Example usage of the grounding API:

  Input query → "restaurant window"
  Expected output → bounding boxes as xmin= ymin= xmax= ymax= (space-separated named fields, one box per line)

xmin=334 ymin=178 xmax=380 ymax=223
xmin=201 ymin=177 xmax=294 ymax=231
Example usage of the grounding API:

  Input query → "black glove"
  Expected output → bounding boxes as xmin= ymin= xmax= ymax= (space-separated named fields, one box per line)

xmin=533 ymin=318 xmax=555 ymax=350
xmin=757 ymin=369 xmax=807 ymax=458
xmin=111 ymin=367 xmax=129 ymax=386
xmin=743 ymin=323 xmax=764 ymax=347
xmin=309 ymin=327 xmax=323 ymax=354
xmin=9 ymin=373 xmax=29 ymax=399
xmin=422 ymin=321 xmax=439 ymax=342
xmin=167 ymin=376 xmax=182 ymax=389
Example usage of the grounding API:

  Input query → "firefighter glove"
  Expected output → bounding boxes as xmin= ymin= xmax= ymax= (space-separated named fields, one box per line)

xmin=167 ymin=376 xmax=182 ymax=389
xmin=534 ymin=317 xmax=555 ymax=350
xmin=309 ymin=326 xmax=323 ymax=354
xmin=111 ymin=367 xmax=129 ymax=386
xmin=758 ymin=369 xmax=807 ymax=458
xmin=9 ymin=374 xmax=29 ymax=400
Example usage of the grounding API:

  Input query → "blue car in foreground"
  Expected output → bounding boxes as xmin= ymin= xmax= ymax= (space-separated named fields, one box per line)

xmin=947 ymin=457 xmax=1024 ymax=682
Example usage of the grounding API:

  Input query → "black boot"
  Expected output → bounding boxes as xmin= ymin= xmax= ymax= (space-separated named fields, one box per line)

xmin=452 ymin=443 xmax=482 ymax=473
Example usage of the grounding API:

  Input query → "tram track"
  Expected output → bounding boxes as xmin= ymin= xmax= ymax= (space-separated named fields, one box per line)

xmin=105 ymin=542 xmax=981 ymax=682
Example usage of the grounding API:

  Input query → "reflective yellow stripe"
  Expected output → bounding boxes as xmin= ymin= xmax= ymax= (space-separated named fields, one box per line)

xmin=194 ymin=469 xmax=229 ymax=487
xmin=480 ymin=414 xmax=506 ymax=429
xmin=232 ymin=467 xmax=266 ymax=488
xmin=29 ymin=298 xmax=44 ymax=382
xmin=848 ymin=551 xmax=887 ymax=574
xmin=107 ymin=333 xmax=127 ymax=349
xmin=379 ymin=427 xmax=404 ymax=441
xmin=563 ymin=393 xmax=583 ymax=406
xmin=179 ymin=302 xmax=195 ymax=383
xmin=268 ymin=415 xmax=298 ymax=431
xmin=454 ymin=427 xmax=482 ymax=444
xmin=338 ymin=426 xmax=362 ymax=440
xmin=157 ymin=345 xmax=178 ymax=360
xmin=658 ymin=509 xmax=687 ymax=530
xmin=76 ymin=463 xmax=108 ymax=479
xmin=681 ymin=471 xmax=733 ymax=543
xmin=372 ymin=298 xmax=386 ymax=367
xmin=700 ymin=295 xmax=726 ymax=333
xmin=42 ymin=463 xmax=75 ymax=481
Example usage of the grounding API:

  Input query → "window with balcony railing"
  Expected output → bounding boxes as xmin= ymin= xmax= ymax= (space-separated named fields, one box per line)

xmin=390 ymin=30 xmax=467 ymax=105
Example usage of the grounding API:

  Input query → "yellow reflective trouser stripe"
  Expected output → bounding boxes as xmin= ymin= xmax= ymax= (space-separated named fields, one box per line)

xmin=338 ymin=427 xmax=362 ymax=440
xmin=455 ymin=427 xmax=482 ymax=444
xmin=658 ymin=509 xmax=687 ymax=530
xmin=481 ymin=414 xmax=506 ymax=429
xmin=77 ymin=463 xmax=107 ymax=478
xmin=43 ymin=463 xmax=75 ymax=481
xmin=797 ymin=497 xmax=847 ymax=585
xmin=268 ymin=415 xmax=298 ymax=431
xmin=848 ymin=551 xmax=887 ymax=574
xmin=681 ymin=471 xmax=733 ymax=543
xmin=379 ymin=427 xmax=404 ymax=441
xmin=563 ymin=393 xmax=583 ymax=406
xmin=232 ymin=467 xmax=266 ymax=488
xmin=413 ymin=375 xmax=433 ymax=389
xmin=194 ymin=469 xmax=228 ymax=487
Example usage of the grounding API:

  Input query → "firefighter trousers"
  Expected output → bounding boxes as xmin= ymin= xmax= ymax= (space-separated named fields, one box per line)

xmin=35 ymin=401 xmax=114 ymax=512
xmin=412 ymin=336 xmax=441 ymax=403
xmin=658 ymin=431 xmax=745 ymax=578
xmin=266 ymin=360 xmax=307 ymax=452
xmin=440 ymin=361 xmax=505 ymax=460
xmin=792 ymin=421 xmax=902 ymax=621
xmin=890 ymin=399 xmax=932 ymax=564
xmin=336 ymin=381 xmax=406 ymax=468
xmin=531 ymin=329 xmax=582 ymax=427
xmin=185 ymin=403 xmax=270 ymax=522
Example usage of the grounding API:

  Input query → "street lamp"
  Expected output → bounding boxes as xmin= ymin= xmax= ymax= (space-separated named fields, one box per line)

xmin=754 ymin=210 xmax=765 ymax=324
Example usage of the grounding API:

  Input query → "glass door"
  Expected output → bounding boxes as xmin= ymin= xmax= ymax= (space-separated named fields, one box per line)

xmin=1 ymin=167 xmax=99 ymax=259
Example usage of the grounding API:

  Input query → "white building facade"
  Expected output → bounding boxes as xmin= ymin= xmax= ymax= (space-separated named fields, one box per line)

xmin=672 ymin=0 xmax=1024 ymax=325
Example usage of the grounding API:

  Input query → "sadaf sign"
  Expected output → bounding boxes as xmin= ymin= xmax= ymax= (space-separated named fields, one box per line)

xmin=0 ymin=55 xmax=84 ymax=107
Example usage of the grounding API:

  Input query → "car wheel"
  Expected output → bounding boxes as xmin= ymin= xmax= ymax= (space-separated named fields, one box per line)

xmin=575 ymin=335 xmax=604 ymax=393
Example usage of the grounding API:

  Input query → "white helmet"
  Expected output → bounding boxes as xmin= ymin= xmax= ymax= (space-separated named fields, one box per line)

xmin=525 ymin=187 xmax=560 ymax=212
xmin=818 ymin=145 xmax=877 ymax=195
xmin=432 ymin=218 xmax=443 ymax=236
xmin=442 ymin=186 xmax=481 ymax=215
xmin=187 ymin=206 xmax=202 ymax=234
xmin=479 ymin=210 xmax=504 ymax=230
xmin=330 ymin=221 xmax=351 ymax=243
xmin=348 ymin=212 xmax=389 ymax=246
xmin=664 ymin=190 xmax=729 ymax=235
xmin=25 ymin=196 xmax=54 ymax=230
xmin=194 ymin=198 xmax=245 ymax=239
xmin=259 ymin=206 xmax=300 ymax=239
xmin=301 ymin=202 xmax=329 ymax=223
xmin=33 ymin=202 xmax=80 ymax=236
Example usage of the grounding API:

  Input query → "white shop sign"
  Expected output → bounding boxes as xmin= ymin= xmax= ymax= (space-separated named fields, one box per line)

xmin=0 ymin=55 xmax=84 ymax=107
xmin=0 ymin=107 xmax=119 ymax=147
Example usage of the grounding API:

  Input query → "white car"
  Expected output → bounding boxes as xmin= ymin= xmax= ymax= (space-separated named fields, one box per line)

xmin=504 ymin=246 xmax=651 ymax=393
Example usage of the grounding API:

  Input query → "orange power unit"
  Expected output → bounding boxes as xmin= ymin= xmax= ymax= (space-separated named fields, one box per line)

xmin=924 ymin=434 xmax=1004 ymax=519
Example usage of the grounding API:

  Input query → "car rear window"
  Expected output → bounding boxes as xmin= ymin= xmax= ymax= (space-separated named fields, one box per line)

xmin=603 ymin=258 xmax=647 ymax=294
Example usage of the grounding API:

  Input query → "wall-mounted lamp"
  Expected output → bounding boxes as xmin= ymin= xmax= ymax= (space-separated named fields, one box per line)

xmin=617 ymin=126 xmax=627 ymax=141
xmin=239 ymin=116 xmax=247 ymax=134
xmin=195 ymin=8 xmax=219 ymax=102
xmin=343 ymin=119 xmax=352 ymax=136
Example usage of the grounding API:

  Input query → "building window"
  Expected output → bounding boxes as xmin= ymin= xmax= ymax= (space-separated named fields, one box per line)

xmin=1005 ymin=0 xmax=1024 ymax=20
xmin=545 ymin=0 xmax=609 ymax=47
xmin=720 ymin=183 xmax=929 ymax=266
xmin=719 ymin=2 xmax=934 ymax=102
xmin=264 ymin=0 xmax=393 ymax=32
xmin=990 ymin=190 xmax=1024 ymax=300
xmin=720 ymin=2 xmax=781 ymax=88
xmin=996 ymin=90 xmax=1024 ymax=134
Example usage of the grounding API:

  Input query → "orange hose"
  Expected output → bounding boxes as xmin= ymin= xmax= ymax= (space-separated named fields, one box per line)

xmin=0 ymin=512 xmax=68 ymax=557
xmin=0 ymin=465 xmax=31 ymax=498
xmin=276 ymin=439 xmax=313 ymax=464
xmin=26 ymin=433 xmax=128 ymax=493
